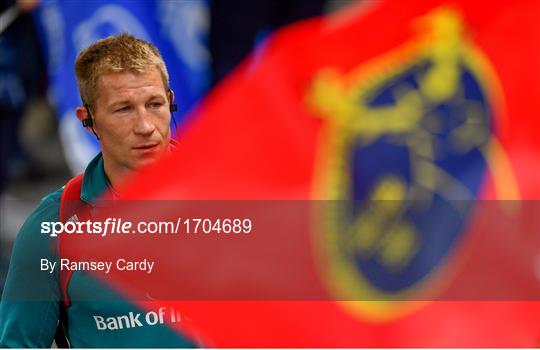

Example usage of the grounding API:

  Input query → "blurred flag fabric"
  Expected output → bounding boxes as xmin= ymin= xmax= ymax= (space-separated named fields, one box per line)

xmin=61 ymin=0 xmax=540 ymax=347
xmin=32 ymin=0 xmax=210 ymax=174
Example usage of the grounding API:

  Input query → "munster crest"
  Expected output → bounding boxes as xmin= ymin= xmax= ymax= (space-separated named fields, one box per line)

xmin=307 ymin=7 xmax=513 ymax=319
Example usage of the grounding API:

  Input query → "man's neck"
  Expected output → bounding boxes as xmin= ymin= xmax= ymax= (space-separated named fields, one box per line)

xmin=101 ymin=141 xmax=174 ymax=192
xmin=102 ymin=158 xmax=131 ymax=193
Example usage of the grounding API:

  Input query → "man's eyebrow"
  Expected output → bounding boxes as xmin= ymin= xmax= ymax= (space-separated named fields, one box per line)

xmin=107 ymin=100 xmax=130 ymax=109
xmin=107 ymin=94 xmax=166 ymax=109
xmin=147 ymin=94 xmax=166 ymax=101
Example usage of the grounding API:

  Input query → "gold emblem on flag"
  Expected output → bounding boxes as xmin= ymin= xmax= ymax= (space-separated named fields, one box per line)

xmin=306 ymin=6 xmax=519 ymax=321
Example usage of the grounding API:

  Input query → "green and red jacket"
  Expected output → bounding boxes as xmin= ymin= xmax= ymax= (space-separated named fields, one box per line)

xmin=0 ymin=153 xmax=196 ymax=348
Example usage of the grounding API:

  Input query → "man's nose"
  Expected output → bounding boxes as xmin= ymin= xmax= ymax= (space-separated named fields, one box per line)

xmin=133 ymin=108 xmax=156 ymax=135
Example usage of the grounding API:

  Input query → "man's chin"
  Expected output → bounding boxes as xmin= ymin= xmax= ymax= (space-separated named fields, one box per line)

xmin=132 ymin=155 xmax=162 ymax=170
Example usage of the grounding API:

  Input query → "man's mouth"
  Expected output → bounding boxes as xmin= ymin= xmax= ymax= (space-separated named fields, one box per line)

xmin=132 ymin=143 xmax=159 ymax=152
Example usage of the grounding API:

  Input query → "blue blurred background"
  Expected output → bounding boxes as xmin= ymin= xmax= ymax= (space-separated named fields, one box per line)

xmin=0 ymin=0 xmax=348 ymax=294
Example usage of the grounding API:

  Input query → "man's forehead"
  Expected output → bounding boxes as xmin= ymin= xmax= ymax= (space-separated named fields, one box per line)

xmin=98 ymin=68 xmax=165 ymax=90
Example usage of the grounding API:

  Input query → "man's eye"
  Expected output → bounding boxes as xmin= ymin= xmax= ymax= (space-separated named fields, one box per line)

xmin=115 ymin=106 xmax=130 ymax=113
xmin=149 ymin=102 xmax=164 ymax=109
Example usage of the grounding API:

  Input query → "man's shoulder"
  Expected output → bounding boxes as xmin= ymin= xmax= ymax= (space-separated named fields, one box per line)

xmin=19 ymin=183 xmax=69 ymax=237
xmin=41 ymin=187 xmax=63 ymax=205
xmin=35 ymin=187 xmax=64 ymax=219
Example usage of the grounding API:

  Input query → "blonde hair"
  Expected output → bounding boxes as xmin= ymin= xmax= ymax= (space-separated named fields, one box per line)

xmin=75 ymin=33 xmax=169 ymax=111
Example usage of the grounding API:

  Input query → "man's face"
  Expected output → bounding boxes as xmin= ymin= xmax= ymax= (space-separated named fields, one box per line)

xmin=92 ymin=68 xmax=171 ymax=173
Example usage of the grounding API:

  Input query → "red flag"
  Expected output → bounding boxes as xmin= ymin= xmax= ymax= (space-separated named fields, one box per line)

xmin=63 ymin=0 xmax=540 ymax=346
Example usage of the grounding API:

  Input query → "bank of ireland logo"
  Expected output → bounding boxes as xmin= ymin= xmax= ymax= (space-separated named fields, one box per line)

xmin=307 ymin=7 xmax=519 ymax=319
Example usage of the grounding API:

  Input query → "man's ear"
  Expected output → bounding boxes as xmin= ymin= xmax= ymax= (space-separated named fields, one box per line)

xmin=76 ymin=106 xmax=100 ymax=139
xmin=76 ymin=106 xmax=88 ymax=124
xmin=168 ymin=89 xmax=177 ymax=112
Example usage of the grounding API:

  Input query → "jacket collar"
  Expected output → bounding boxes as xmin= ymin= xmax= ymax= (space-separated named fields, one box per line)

xmin=80 ymin=153 xmax=109 ymax=203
